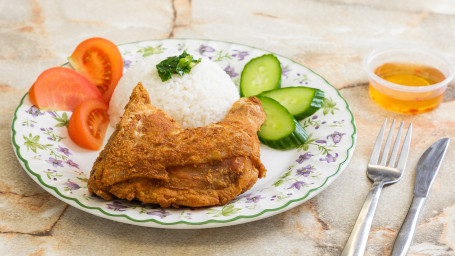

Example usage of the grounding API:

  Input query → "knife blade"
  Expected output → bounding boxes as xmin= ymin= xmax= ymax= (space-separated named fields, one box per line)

xmin=413 ymin=138 xmax=450 ymax=197
xmin=390 ymin=138 xmax=450 ymax=256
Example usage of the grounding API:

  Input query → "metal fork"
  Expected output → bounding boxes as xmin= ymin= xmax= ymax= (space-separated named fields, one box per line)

xmin=341 ymin=119 xmax=412 ymax=256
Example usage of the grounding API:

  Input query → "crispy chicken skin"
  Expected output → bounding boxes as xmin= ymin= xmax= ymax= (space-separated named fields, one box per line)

xmin=88 ymin=83 xmax=267 ymax=208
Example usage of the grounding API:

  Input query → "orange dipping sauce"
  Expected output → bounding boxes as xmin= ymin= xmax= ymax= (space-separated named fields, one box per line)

xmin=364 ymin=45 xmax=454 ymax=115
xmin=369 ymin=62 xmax=446 ymax=114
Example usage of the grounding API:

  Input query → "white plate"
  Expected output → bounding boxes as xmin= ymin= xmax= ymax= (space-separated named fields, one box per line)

xmin=11 ymin=39 xmax=356 ymax=229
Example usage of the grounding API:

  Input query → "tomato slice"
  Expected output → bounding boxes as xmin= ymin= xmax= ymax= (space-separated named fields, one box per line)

xmin=29 ymin=67 xmax=104 ymax=111
xmin=68 ymin=99 xmax=110 ymax=150
xmin=69 ymin=37 xmax=123 ymax=103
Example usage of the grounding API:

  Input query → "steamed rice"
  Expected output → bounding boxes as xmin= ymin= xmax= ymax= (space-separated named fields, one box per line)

xmin=109 ymin=54 xmax=240 ymax=129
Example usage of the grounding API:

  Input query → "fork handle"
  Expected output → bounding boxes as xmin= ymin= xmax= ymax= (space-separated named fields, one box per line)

xmin=341 ymin=181 xmax=384 ymax=256
xmin=390 ymin=196 xmax=426 ymax=256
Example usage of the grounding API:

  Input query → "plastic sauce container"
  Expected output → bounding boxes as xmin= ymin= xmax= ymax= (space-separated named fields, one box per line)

xmin=363 ymin=44 xmax=455 ymax=114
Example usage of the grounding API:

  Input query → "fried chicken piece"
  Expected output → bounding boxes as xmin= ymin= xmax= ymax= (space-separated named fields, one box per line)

xmin=88 ymin=82 xmax=266 ymax=208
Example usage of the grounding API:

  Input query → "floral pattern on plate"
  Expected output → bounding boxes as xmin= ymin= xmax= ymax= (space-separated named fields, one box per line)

xmin=11 ymin=39 xmax=356 ymax=229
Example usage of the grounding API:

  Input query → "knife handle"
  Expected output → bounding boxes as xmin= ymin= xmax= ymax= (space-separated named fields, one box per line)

xmin=390 ymin=196 xmax=426 ymax=256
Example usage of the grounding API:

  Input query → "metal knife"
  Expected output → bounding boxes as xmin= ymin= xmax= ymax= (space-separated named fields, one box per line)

xmin=390 ymin=138 xmax=450 ymax=256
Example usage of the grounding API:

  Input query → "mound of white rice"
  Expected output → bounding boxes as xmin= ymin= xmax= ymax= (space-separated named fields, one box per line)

xmin=109 ymin=54 xmax=240 ymax=129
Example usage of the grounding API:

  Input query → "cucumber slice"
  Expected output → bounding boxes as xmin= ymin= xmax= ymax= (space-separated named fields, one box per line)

xmin=240 ymin=54 xmax=281 ymax=97
xmin=256 ymin=96 xmax=308 ymax=150
xmin=260 ymin=87 xmax=325 ymax=120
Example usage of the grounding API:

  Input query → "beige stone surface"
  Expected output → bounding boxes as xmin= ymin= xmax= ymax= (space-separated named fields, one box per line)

xmin=1 ymin=0 xmax=455 ymax=255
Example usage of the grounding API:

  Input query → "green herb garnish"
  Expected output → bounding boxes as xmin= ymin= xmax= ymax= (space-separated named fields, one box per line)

xmin=156 ymin=51 xmax=201 ymax=82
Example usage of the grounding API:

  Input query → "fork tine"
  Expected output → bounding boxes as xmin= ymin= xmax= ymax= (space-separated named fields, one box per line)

xmin=388 ymin=122 xmax=403 ymax=167
xmin=379 ymin=119 xmax=395 ymax=166
xmin=396 ymin=123 xmax=412 ymax=171
xmin=369 ymin=119 xmax=387 ymax=165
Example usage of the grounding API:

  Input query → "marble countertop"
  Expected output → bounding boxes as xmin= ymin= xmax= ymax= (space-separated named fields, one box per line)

xmin=1 ymin=0 xmax=455 ymax=255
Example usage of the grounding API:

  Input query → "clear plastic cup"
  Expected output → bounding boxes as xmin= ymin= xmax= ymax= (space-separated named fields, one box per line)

xmin=363 ymin=44 xmax=455 ymax=114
